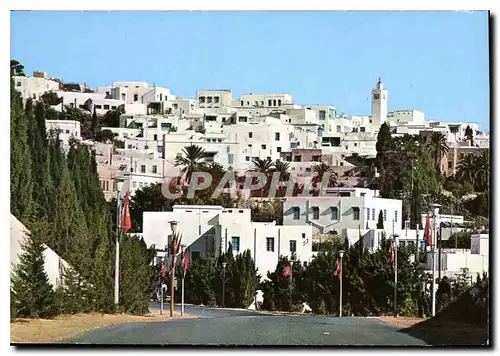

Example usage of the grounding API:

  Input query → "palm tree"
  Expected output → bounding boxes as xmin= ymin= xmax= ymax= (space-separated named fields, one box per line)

xmin=249 ymin=157 xmax=274 ymax=174
xmin=273 ymin=160 xmax=290 ymax=182
xmin=313 ymin=162 xmax=337 ymax=187
xmin=174 ymin=144 xmax=208 ymax=184
xmin=456 ymin=153 xmax=477 ymax=188
xmin=426 ymin=132 xmax=449 ymax=172
xmin=247 ymin=158 xmax=274 ymax=197
xmin=474 ymin=150 xmax=490 ymax=192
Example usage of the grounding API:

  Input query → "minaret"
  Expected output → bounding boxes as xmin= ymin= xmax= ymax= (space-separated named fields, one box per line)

xmin=371 ymin=77 xmax=388 ymax=128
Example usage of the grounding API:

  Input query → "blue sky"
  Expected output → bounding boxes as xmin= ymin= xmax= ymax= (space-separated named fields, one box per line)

xmin=11 ymin=11 xmax=490 ymax=130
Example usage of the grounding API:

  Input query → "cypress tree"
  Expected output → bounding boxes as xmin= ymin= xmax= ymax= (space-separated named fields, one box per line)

xmin=91 ymin=107 xmax=98 ymax=139
xmin=10 ymin=75 xmax=33 ymax=219
xmin=11 ymin=220 xmax=57 ymax=319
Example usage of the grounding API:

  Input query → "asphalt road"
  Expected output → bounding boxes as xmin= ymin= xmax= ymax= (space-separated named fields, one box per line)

xmin=64 ymin=303 xmax=426 ymax=346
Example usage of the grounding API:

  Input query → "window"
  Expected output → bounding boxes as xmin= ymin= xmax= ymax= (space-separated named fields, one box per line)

xmin=102 ymin=104 xmax=109 ymax=110
xmin=192 ymin=251 xmax=201 ymax=262
xmin=266 ymin=238 xmax=275 ymax=252
xmin=173 ymin=103 xmax=179 ymax=109
xmin=290 ymin=240 xmax=296 ymax=252
xmin=366 ymin=208 xmax=370 ymax=220
xmin=112 ymin=106 xmax=117 ymax=110
xmin=159 ymin=93 xmax=163 ymax=101
xmin=261 ymin=101 xmax=264 ymax=106
xmin=394 ymin=210 xmax=398 ymax=222
xmin=312 ymin=207 xmax=320 ymax=220
xmin=246 ymin=102 xmax=250 ymax=106
xmin=249 ymin=132 xmax=253 ymax=138
xmin=231 ymin=237 xmax=240 ymax=252
xmin=278 ymin=99 xmax=282 ymax=106
xmin=331 ymin=207 xmax=339 ymax=220
xmin=132 ymin=181 xmax=137 ymax=188
xmin=360 ymin=127 xmax=365 ymax=133
xmin=275 ymin=132 xmax=280 ymax=141
xmin=277 ymin=147 xmax=281 ymax=153
xmin=369 ymin=119 xmax=372 ymax=124
xmin=121 ymin=93 xmax=126 ymax=100
xmin=319 ymin=110 xmax=326 ymax=120
xmin=336 ymin=125 xmax=341 ymax=133
xmin=152 ymin=165 xmax=157 ymax=174
xmin=255 ymin=101 xmax=259 ymax=106
xmin=354 ymin=143 xmax=357 ymax=147
xmin=207 ymin=97 xmax=212 ymax=104
xmin=448 ymin=161 xmax=452 ymax=169
xmin=158 ymin=146 xmax=163 ymax=153
xmin=273 ymin=99 xmax=277 ymax=106
xmin=153 ymin=134 xmax=158 ymax=141
xmin=293 ymin=155 xmax=302 ymax=162
xmin=16 ymin=81 xmax=21 ymax=87
xmin=268 ymin=99 xmax=272 ymax=106
xmin=127 ymin=144 xmax=133 ymax=149
xmin=65 ymin=130 xmax=70 ymax=134
xmin=353 ymin=207 xmax=360 ymax=220
xmin=94 ymin=104 xmax=102 ymax=109
xmin=374 ymin=94 xmax=380 ymax=100
xmin=372 ymin=208 xmax=375 ymax=220
xmin=134 ymin=94 xmax=138 ymax=102
xmin=214 ymin=96 xmax=220 ymax=104
xmin=245 ymin=156 xmax=250 ymax=161
xmin=292 ymin=207 xmax=300 ymax=220
xmin=261 ymin=144 xmax=266 ymax=149
xmin=141 ymin=165 xmax=146 ymax=173
xmin=383 ymin=209 xmax=387 ymax=221
xmin=241 ymin=100 xmax=244 ymax=106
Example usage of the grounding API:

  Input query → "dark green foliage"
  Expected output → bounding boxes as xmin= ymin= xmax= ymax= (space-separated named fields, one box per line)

xmin=11 ymin=60 xmax=25 ymax=76
xmin=95 ymin=129 xmax=115 ymax=143
xmin=262 ymin=238 xmax=422 ymax=317
xmin=376 ymin=210 xmax=384 ymax=229
xmin=55 ymin=266 xmax=90 ymax=314
xmin=11 ymin=221 xmax=57 ymax=319
xmin=182 ymin=248 xmax=260 ymax=308
xmin=119 ymin=235 xmax=155 ymax=315
xmin=465 ymin=125 xmax=474 ymax=146
xmin=101 ymin=107 xmax=124 ymax=128
xmin=10 ymin=74 xmax=33 ymax=219
xmin=91 ymin=108 xmax=98 ymax=138
xmin=40 ymin=91 xmax=61 ymax=106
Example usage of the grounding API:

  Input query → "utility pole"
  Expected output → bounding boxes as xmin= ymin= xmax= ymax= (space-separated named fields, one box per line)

xmin=169 ymin=221 xmax=179 ymax=318
xmin=181 ymin=244 xmax=186 ymax=316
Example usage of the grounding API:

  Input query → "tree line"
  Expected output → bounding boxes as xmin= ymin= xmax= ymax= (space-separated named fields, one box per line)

xmin=10 ymin=60 xmax=154 ymax=319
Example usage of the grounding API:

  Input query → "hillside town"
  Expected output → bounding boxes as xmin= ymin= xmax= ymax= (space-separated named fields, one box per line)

xmin=11 ymin=61 xmax=490 ymax=345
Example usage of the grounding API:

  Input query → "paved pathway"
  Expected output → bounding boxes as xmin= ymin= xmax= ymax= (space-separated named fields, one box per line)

xmin=64 ymin=304 xmax=426 ymax=346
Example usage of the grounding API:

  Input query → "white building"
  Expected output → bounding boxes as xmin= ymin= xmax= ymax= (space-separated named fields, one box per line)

xmin=142 ymin=205 xmax=313 ymax=281
xmin=13 ymin=72 xmax=60 ymax=101
xmin=234 ymin=93 xmax=293 ymax=109
xmin=283 ymin=196 xmax=402 ymax=246
xmin=45 ymin=120 xmax=82 ymax=149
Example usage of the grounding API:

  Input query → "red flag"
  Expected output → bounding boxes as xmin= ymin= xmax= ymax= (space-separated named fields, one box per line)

xmin=333 ymin=256 xmax=342 ymax=277
xmin=182 ymin=251 xmax=189 ymax=278
xmin=161 ymin=262 xmax=167 ymax=278
xmin=387 ymin=241 xmax=395 ymax=264
xmin=282 ymin=266 xmax=292 ymax=278
xmin=423 ymin=215 xmax=432 ymax=246
xmin=172 ymin=233 xmax=182 ymax=265
xmin=120 ymin=193 xmax=132 ymax=231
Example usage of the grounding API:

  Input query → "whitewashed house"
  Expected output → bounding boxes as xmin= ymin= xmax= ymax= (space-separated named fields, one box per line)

xmin=13 ymin=71 xmax=60 ymax=101
xmin=142 ymin=205 xmax=313 ymax=281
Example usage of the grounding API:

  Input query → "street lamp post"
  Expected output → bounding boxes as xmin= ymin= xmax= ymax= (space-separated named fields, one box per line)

xmin=430 ymin=203 xmax=441 ymax=317
xmin=339 ymin=250 xmax=344 ymax=318
xmin=169 ymin=221 xmax=179 ymax=318
xmin=181 ymin=244 xmax=186 ymax=316
xmin=114 ymin=180 xmax=124 ymax=308
xmin=222 ymin=262 xmax=227 ymax=307
xmin=393 ymin=234 xmax=400 ymax=317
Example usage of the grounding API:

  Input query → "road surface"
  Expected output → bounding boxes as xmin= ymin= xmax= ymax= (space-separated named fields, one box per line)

xmin=64 ymin=303 xmax=426 ymax=346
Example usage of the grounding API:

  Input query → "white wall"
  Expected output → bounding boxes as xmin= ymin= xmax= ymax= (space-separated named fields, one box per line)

xmin=10 ymin=215 xmax=71 ymax=288
xmin=13 ymin=75 xmax=60 ymax=101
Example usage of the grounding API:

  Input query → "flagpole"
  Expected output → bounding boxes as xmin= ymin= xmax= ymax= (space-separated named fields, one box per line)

xmin=339 ymin=250 xmax=344 ymax=318
xmin=394 ymin=234 xmax=399 ymax=317
xmin=181 ymin=245 xmax=186 ymax=316
xmin=430 ymin=204 xmax=441 ymax=317
xmin=114 ymin=182 xmax=123 ymax=308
